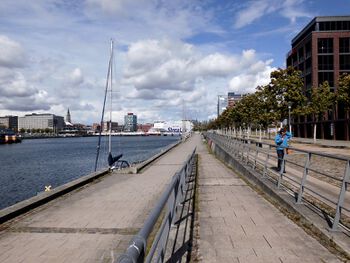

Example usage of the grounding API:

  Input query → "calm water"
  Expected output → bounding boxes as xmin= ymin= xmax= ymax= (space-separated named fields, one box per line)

xmin=0 ymin=136 xmax=180 ymax=209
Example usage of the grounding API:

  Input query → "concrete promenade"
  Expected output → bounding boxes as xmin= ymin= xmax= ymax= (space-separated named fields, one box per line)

xmin=0 ymin=134 xmax=345 ymax=262
xmin=196 ymin=136 xmax=342 ymax=262
xmin=0 ymin=136 xmax=198 ymax=262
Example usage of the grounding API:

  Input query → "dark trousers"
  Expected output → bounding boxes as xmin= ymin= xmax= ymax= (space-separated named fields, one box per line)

xmin=277 ymin=149 xmax=285 ymax=172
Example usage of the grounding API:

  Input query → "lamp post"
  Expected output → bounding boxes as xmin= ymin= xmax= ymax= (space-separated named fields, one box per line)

xmin=288 ymin=102 xmax=292 ymax=133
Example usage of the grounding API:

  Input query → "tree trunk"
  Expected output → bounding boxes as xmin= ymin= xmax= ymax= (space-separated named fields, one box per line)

xmin=259 ymin=128 xmax=262 ymax=142
xmin=313 ymin=123 xmax=317 ymax=143
xmin=346 ymin=110 xmax=350 ymax=141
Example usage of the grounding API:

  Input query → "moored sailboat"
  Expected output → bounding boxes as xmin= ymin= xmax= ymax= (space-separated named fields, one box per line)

xmin=94 ymin=40 xmax=129 ymax=171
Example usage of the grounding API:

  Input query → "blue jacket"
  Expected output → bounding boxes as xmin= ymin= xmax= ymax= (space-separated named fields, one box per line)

xmin=275 ymin=132 xmax=292 ymax=150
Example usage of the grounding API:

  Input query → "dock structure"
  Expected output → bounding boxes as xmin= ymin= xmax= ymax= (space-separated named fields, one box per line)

xmin=0 ymin=134 xmax=348 ymax=262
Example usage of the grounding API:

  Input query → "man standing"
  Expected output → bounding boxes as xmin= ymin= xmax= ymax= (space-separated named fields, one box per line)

xmin=275 ymin=127 xmax=292 ymax=172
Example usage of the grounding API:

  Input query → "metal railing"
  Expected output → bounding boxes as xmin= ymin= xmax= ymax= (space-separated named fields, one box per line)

xmin=205 ymin=132 xmax=350 ymax=231
xmin=117 ymin=148 xmax=196 ymax=263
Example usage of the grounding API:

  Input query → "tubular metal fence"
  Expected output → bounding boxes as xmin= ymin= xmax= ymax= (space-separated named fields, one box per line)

xmin=117 ymin=148 xmax=196 ymax=263
xmin=205 ymin=132 xmax=350 ymax=231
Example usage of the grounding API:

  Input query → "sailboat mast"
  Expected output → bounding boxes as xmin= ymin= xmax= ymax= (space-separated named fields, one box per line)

xmin=109 ymin=39 xmax=113 ymax=154
xmin=94 ymin=39 xmax=113 ymax=172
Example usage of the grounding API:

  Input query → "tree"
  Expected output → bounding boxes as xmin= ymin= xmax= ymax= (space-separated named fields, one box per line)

xmin=210 ymin=67 xmax=306 ymax=135
xmin=307 ymin=81 xmax=336 ymax=142
xmin=338 ymin=73 xmax=350 ymax=140
xmin=20 ymin=128 xmax=25 ymax=133
xmin=338 ymin=73 xmax=350 ymax=112
xmin=264 ymin=67 xmax=306 ymax=125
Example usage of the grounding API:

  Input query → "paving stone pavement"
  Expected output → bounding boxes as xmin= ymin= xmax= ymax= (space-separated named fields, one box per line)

xmin=0 ymin=134 xmax=344 ymax=263
xmin=0 ymin=136 xmax=198 ymax=263
xmin=196 ymin=137 xmax=342 ymax=263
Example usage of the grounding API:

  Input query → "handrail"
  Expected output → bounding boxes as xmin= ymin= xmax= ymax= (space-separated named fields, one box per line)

xmin=204 ymin=132 xmax=350 ymax=231
xmin=117 ymin=148 xmax=196 ymax=262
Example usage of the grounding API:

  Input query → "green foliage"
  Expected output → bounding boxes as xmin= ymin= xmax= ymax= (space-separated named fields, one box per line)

xmin=205 ymin=67 xmax=306 ymax=130
xmin=307 ymin=81 xmax=335 ymax=121
xmin=267 ymin=67 xmax=306 ymax=121
xmin=338 ymin=73 xmax=350 ymax=110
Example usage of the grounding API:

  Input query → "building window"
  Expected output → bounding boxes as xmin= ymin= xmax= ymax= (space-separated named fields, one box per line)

xmin=318 ymin=55 xmax=334 ymax=70
xmin=340 ymin=54 xmax=350 ymax=70
xmin=318 ymin=38 xmax=333 ymax=54
xmin=339 ymin=38 xmax=350 ymax=53
xmin=298 ymin=47 xmax=304 ymax=62
xmin=305 ymin=41 xmax=311 ymax=58
xmin=319 ymin=21 xmax=350 ymax=31
xmin=318 ymin=72 xmax=334 ymax=87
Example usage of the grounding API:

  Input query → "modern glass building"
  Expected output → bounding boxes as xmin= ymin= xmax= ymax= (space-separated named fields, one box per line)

xmin=124 ymin=113 xmax=137 ymax=132
xmin=286 ymin=16 xmax=350 ymax=140
xmin=217 ymin=95 xmax=228 ymax=117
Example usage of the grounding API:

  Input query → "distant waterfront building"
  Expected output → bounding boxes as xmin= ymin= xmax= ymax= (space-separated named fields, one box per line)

xmin=217 ymin=93 xmax=244 ymax=117
xmin=18 ymin=113 xmax=64 ymax=132
xmin=227 ymin=92 xmax=243 ymax=108
xmin=92 ymin=123 xmax=101 ymax=132
xmin=217 ymin=95 xmax=228 ymax=117
xmin=102 ymin=121 xmax=119 ymax=132
xmin=286 ymin=16 xmax=350 ymax=140
xmin=151 ymin=120 xmax=193 ymax=134
xmin=138 ymin=123 xmax=153 ymax=133
xmin=124 ymin=113 xmax=137 ymax=132
xmin=0 ymin=116 xmax=18 ymax=132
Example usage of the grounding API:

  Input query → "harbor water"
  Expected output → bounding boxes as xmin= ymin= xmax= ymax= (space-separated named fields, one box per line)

xmin=0 ymin=135 xmax=180 ymax=210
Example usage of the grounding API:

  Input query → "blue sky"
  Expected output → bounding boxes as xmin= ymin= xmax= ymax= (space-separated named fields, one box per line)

xmin=0 ymin=0 xmax=349 ymax=124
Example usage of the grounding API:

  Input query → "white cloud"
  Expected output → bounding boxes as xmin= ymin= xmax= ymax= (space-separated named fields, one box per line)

xmin=69 ymin=68 xmax=84 ymax=86
xmin=119 ymin=39 xmax=276 ymax=121
xmin=233 ymin=0 xmax=312 ymax=29
xmin=234 ymin=1 xmax=272 ymax=29
xmin=0 ymin=35 xmax=27 ymax=68
xmin=0 ymin=1 xmax=297 ymax=123
xmin=0 ymin=71 xmax=38 ymax=97
xmin=86 ymin=0 xmax=147 ymax=15
xmin=229 ymin=60 xmax=275 ymax=94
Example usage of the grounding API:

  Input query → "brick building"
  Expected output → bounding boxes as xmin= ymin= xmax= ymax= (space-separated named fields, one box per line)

xmin=286 ymin=16 xmax=350 ymax=140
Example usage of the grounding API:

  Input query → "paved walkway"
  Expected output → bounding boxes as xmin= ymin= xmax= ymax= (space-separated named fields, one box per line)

xmin=196 ymin=137 xmax=341 ymax=262
xmin=0 ymin=134 xmax=344 ymax=262
xmin=0 ymin=136 xmax=198 ymax=263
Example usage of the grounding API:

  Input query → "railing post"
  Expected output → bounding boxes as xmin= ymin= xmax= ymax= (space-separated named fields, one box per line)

xmin=331 ymin=160 xmax=350 ymax=231
xmin=263 ymin=146 xmax=270 ymax=178
xmin=253 ymin=144 xmax=258 ymax=170
xmin=246 ymin=143 xmax=250 ymax=165
xmin=240 ymin=142 xmax=244 ymax=161
xmin=297 ymin=152 xmax=311 ymax=204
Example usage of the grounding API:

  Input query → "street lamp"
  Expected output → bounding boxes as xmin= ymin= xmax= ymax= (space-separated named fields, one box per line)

xmin=288 ymin=102 xmax=292 ymax=133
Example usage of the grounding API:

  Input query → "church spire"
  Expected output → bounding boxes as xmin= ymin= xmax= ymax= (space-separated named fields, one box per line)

xmin=66 ymin=108 xmax=71 ymax=123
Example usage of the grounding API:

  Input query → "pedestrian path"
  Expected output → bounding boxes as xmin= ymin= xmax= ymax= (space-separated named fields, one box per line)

xmin=0 ymin=136 xmax=198 ymax=263
xmin=196 ymin=138 xmax=341 ymax=263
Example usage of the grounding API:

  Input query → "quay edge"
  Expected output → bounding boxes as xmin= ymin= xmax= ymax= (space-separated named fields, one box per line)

xmin=0 ymin=138 xmax=183 ymax=225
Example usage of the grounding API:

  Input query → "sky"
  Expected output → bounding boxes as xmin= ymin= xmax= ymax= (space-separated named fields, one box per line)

xmin=0 ymin=0 xmax=349 ymax=125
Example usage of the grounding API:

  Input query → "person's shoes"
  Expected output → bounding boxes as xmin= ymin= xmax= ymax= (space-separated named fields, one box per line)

xmin=283 ymin=171 xmax=286 ymax=173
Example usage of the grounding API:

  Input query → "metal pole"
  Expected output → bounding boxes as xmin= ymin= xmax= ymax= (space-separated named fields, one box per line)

xmin=288 ymin=104 xmax=291 ymax=133
xmin=332 ymin=160 xmax=350 ymax=231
